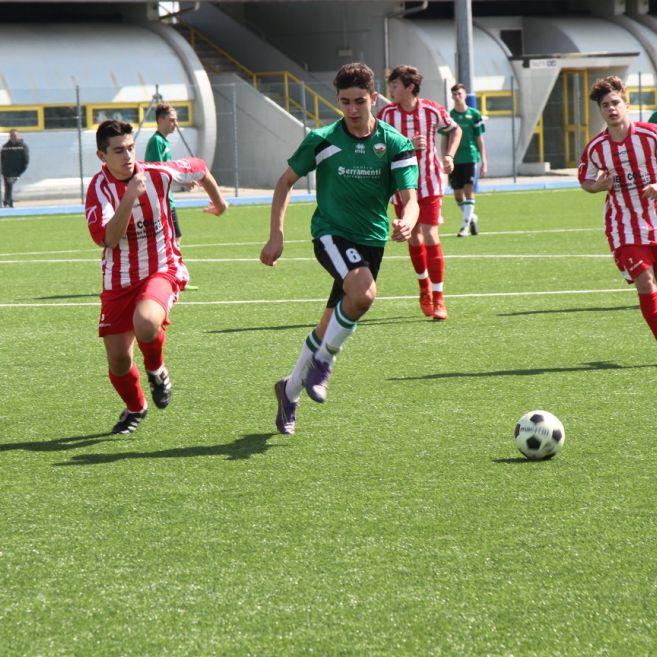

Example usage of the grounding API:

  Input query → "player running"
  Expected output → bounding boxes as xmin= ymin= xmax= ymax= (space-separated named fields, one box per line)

xmin=378 ymin=65 xmax=461 ymax=320
xmin=441 ymin=83 xmax=487 ymax=237
xmin=260 ymin=62 xmax=419 ymax=435
xmin=86 ymin=120 xmax=227 ymax=434
xmin=579 ymin=75 xmax=657 ymax=341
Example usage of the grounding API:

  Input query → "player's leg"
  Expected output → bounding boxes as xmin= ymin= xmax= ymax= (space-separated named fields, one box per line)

xmin=104 ymin=331 xmax=148 ymax=434
xmin=134 ymin=276 xmax=178 ymax=409
xmin=464 ymin=178 xmax=478 ymax=235
xmin=615 ymin=246 xmax=657 ymax=338
xmin=276 ymin=306 xmax=332 ymax=435
xmin=421 ymin=216 xmax=447 ymax=320
xmin=305 ymin=237 xmax=381 ymax=403
xmin=402 ymin=203 xmax=432 ymax=316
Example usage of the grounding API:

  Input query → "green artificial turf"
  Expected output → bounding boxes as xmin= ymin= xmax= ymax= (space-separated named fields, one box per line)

xmin=1 ymin=189 xmax=656 ymax=656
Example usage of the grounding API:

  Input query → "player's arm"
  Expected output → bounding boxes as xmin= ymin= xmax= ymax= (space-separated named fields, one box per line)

xmin=442 ymin=124 xmax=462 ymax=174
xmin=391 ymin=188 xmax=419 ymax=242
xmin=581 ymin=171 xmax=612 ymax=193
xmin=260 ymin=166 xmax=300 ymax=266
xmin=477 ymin=134 xmax=487 ymax=177
xmin=200 ymin=169 xmax=228 ymax=216
xmin=102 ymin=172 xmax=146 ymax=248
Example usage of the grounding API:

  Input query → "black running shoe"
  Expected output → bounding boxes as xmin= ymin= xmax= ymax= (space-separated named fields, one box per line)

xmin=147 ymin=366 xmax=172 ymax=409
xmin=112 ymin=408 xmax=148 ymax=434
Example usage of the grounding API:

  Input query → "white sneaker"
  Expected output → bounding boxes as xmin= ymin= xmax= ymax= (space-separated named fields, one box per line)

xmin=457 ymin=223 xmax=470 ymax=237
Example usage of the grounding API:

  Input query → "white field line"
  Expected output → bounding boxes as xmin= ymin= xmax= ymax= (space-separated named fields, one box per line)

xmin=0 ymin=287 xmax=634 ymax=309
xmin=0 ymin=227 xmax=600 ymax=258
xmin=0 ymin=253 xmax=611 ymax=265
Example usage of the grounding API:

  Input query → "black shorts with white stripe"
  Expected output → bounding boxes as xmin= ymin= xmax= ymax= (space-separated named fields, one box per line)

xmin=313 ymin=235 xmax=384 ymax=308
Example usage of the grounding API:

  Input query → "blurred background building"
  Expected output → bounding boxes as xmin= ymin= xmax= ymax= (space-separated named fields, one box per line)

xmin=1 ymin=0 xmax=657 ymax=198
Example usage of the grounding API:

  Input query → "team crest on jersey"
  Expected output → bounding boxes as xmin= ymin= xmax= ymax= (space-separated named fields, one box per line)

xmin=355 ymin=143 xmax=366 ymax=154
xmin=373 ymin=143 xmax=387 ymax=157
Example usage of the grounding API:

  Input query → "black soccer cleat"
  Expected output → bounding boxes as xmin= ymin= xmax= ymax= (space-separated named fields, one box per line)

xmin=147 ymin=366 xmax=172 ymax=409
xmin=469 ymin=215 xmax=479 ymax=235
xmin=112 ymin=408 xmax=148 ymax=435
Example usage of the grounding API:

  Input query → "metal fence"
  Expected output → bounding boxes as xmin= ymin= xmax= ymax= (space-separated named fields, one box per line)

xmin=1 ymin=73 xmax=656 ymax=205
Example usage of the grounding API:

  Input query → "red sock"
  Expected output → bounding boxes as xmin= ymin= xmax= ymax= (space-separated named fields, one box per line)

xmin=108 ymin=363 xmax=146 ymax=412
xmin=137 ymin=328 xmax=166 ymax=372
xmin=639 ymin=292 xmax=657 ymax=339
xmin=408 ymin=244 xmax=429 ymax=291
xmin=425 ymin=243 xmax=445 ymax=286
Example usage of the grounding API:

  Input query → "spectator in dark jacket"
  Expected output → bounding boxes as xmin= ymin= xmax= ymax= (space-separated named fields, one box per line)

xmin=1 ymin=129 xmax=29 ymax=207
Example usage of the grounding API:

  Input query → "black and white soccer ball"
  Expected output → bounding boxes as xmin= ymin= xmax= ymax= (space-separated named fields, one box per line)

xmin=514 ymin=410 xmax=565 ymax=460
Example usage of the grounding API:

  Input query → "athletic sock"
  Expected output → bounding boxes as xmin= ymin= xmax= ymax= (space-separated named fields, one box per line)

xmin=462 ymin=200 xmax=475 ymax=224
xmin=639 ymin=292 xmax=657 ymax=339
xmin=315 ymin=300 xmax=357 ymax=366
xmin=408 ymin=243 xmax=428 ymax=280
xmin=108 ymin=363 xmax=147 ymax=413
xmin=425 ymin=243 xmax=445 ymax=288
xmin=137 ymin=328 xmax=166 ymax=373
xmin=458 ymin=201 xmax=465 ymax=218
xmin=286 ymin=329 xmax=321 ymax=402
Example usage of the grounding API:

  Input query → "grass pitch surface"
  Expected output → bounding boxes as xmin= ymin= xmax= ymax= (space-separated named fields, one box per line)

xmin=1 ymin=190 xmax=656 ymax=656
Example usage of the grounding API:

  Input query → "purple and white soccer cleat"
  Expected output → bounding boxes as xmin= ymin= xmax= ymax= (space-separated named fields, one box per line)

xmin=274 ymin=378 xmax=298 ymax=435
xmin=304 ymin=356 xmax=333 ymax=403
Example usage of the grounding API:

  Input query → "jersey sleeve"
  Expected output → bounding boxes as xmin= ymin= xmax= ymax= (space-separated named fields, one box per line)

xmin=287 ymin=131 xmax=320 ymax=177
xmin=578 ymin=141 xmax=603 ymax=184
xmin=154 ymin=157 xmax=207 ymax=184
xmin=389 ymin=135 xmax=419 ymax=192
xmin=85 ymin=175 xmax=116 ymax=246
xmin=435 ymin=104 xmax=456 ymax=132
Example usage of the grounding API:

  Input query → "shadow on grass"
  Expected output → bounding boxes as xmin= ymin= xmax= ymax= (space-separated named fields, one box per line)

xmin=207 ymin=315 xmax=422 ymax=335
xmin=390 ymin=361 xmax=656 ymax=381
xmin=53 ymin=432 xmax=281 ymax=466
xmin=0 ymin=432 xmax=115 ymax=453
xmin=493 ymin=457 xmax=549 ymax=464
xmin=499 ymin=305 xmax=637 ymax=317
xmin=34 ymin=293 xmax=99 ymax=300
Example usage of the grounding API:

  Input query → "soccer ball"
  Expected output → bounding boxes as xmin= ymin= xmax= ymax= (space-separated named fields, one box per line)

xmin=514 ymin=410 xmax=565 ymax=460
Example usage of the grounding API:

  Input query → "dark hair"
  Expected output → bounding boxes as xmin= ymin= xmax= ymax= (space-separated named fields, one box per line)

xmin=155 ymin=103 xmax=174 ymax=121
xmin=451 ymin=83 xmax=467 ymax=94
xmin=388 ymin=65 xmax=422 ymax=96
xmin=333 ymin=63 xmax=376 ymax=94
xmin=589 ymin=76 xmax=627 ymax=105
xmin=96 ymin=120 xmax=133 ymax=152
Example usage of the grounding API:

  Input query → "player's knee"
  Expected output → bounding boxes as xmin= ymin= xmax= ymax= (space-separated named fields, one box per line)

xmin=133 ymin=313 xmax=160 ymax=342
xmin=353 ymin=281 xmax=377 ymax=313
xmin=108 ymin=353 xmax=132 ymax=376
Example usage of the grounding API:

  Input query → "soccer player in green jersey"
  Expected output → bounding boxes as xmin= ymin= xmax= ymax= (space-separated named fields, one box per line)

xmin=648 ymin=109 xmax=657 ymax=125
xmin=260 ymin=62 xmax=419 ymax=435
xmin=441 ymin=84 xmax=487 ymax=237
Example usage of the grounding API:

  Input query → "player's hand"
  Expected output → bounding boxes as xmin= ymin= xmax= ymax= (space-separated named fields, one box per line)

xmin=391 ymin=219 xmax=413 ymax=242
xmin=203 ymin=200 xmax=228 ymax=216
xmin=442 ymin=155 xmax=454 ymax=174
xmin=260 ymin=235 xmax=284 ymax=266
xmin=642 ymin=183 xmax=657 ymax=200
xmin=411 ymin=133 xmax=426 ymax=151
xmin=480 ymin=161 xmax=487 ymax=178
xmin=184 ymin=180 xmax=200 ymax=191
xmin=595 ymin=171 xmax=613 ymax=192
xmin=127 ymin=172 xmax=146 ymax=199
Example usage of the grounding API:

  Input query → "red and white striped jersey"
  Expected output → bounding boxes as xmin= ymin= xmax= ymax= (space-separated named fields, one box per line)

xmin=579 ymin=122 xmax=657 ymax=251
xmin=377 ymin=98 xmax=456 ymax=202
xmin=85 ymin=158 xmax=207 ymax=292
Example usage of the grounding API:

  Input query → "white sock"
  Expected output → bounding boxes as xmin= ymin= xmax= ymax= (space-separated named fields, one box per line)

xmin=462 ymin=200 xmax=475 ymax=224
xmin=286 ymin=329 xmax=321 ymax=402
xmin=432 ymin=282 xmax=444 ymax=293
xmin=315 ymin=300 xmax=357 ymax=366
xmin=416 ymin=270 xmax=429 ymax=281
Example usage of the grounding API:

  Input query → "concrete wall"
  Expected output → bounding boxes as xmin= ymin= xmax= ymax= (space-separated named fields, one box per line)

xmin=237 ymin=1 xmax=399 ymax=86
xmin=211 ymin=74 xmax=310 ymax=189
